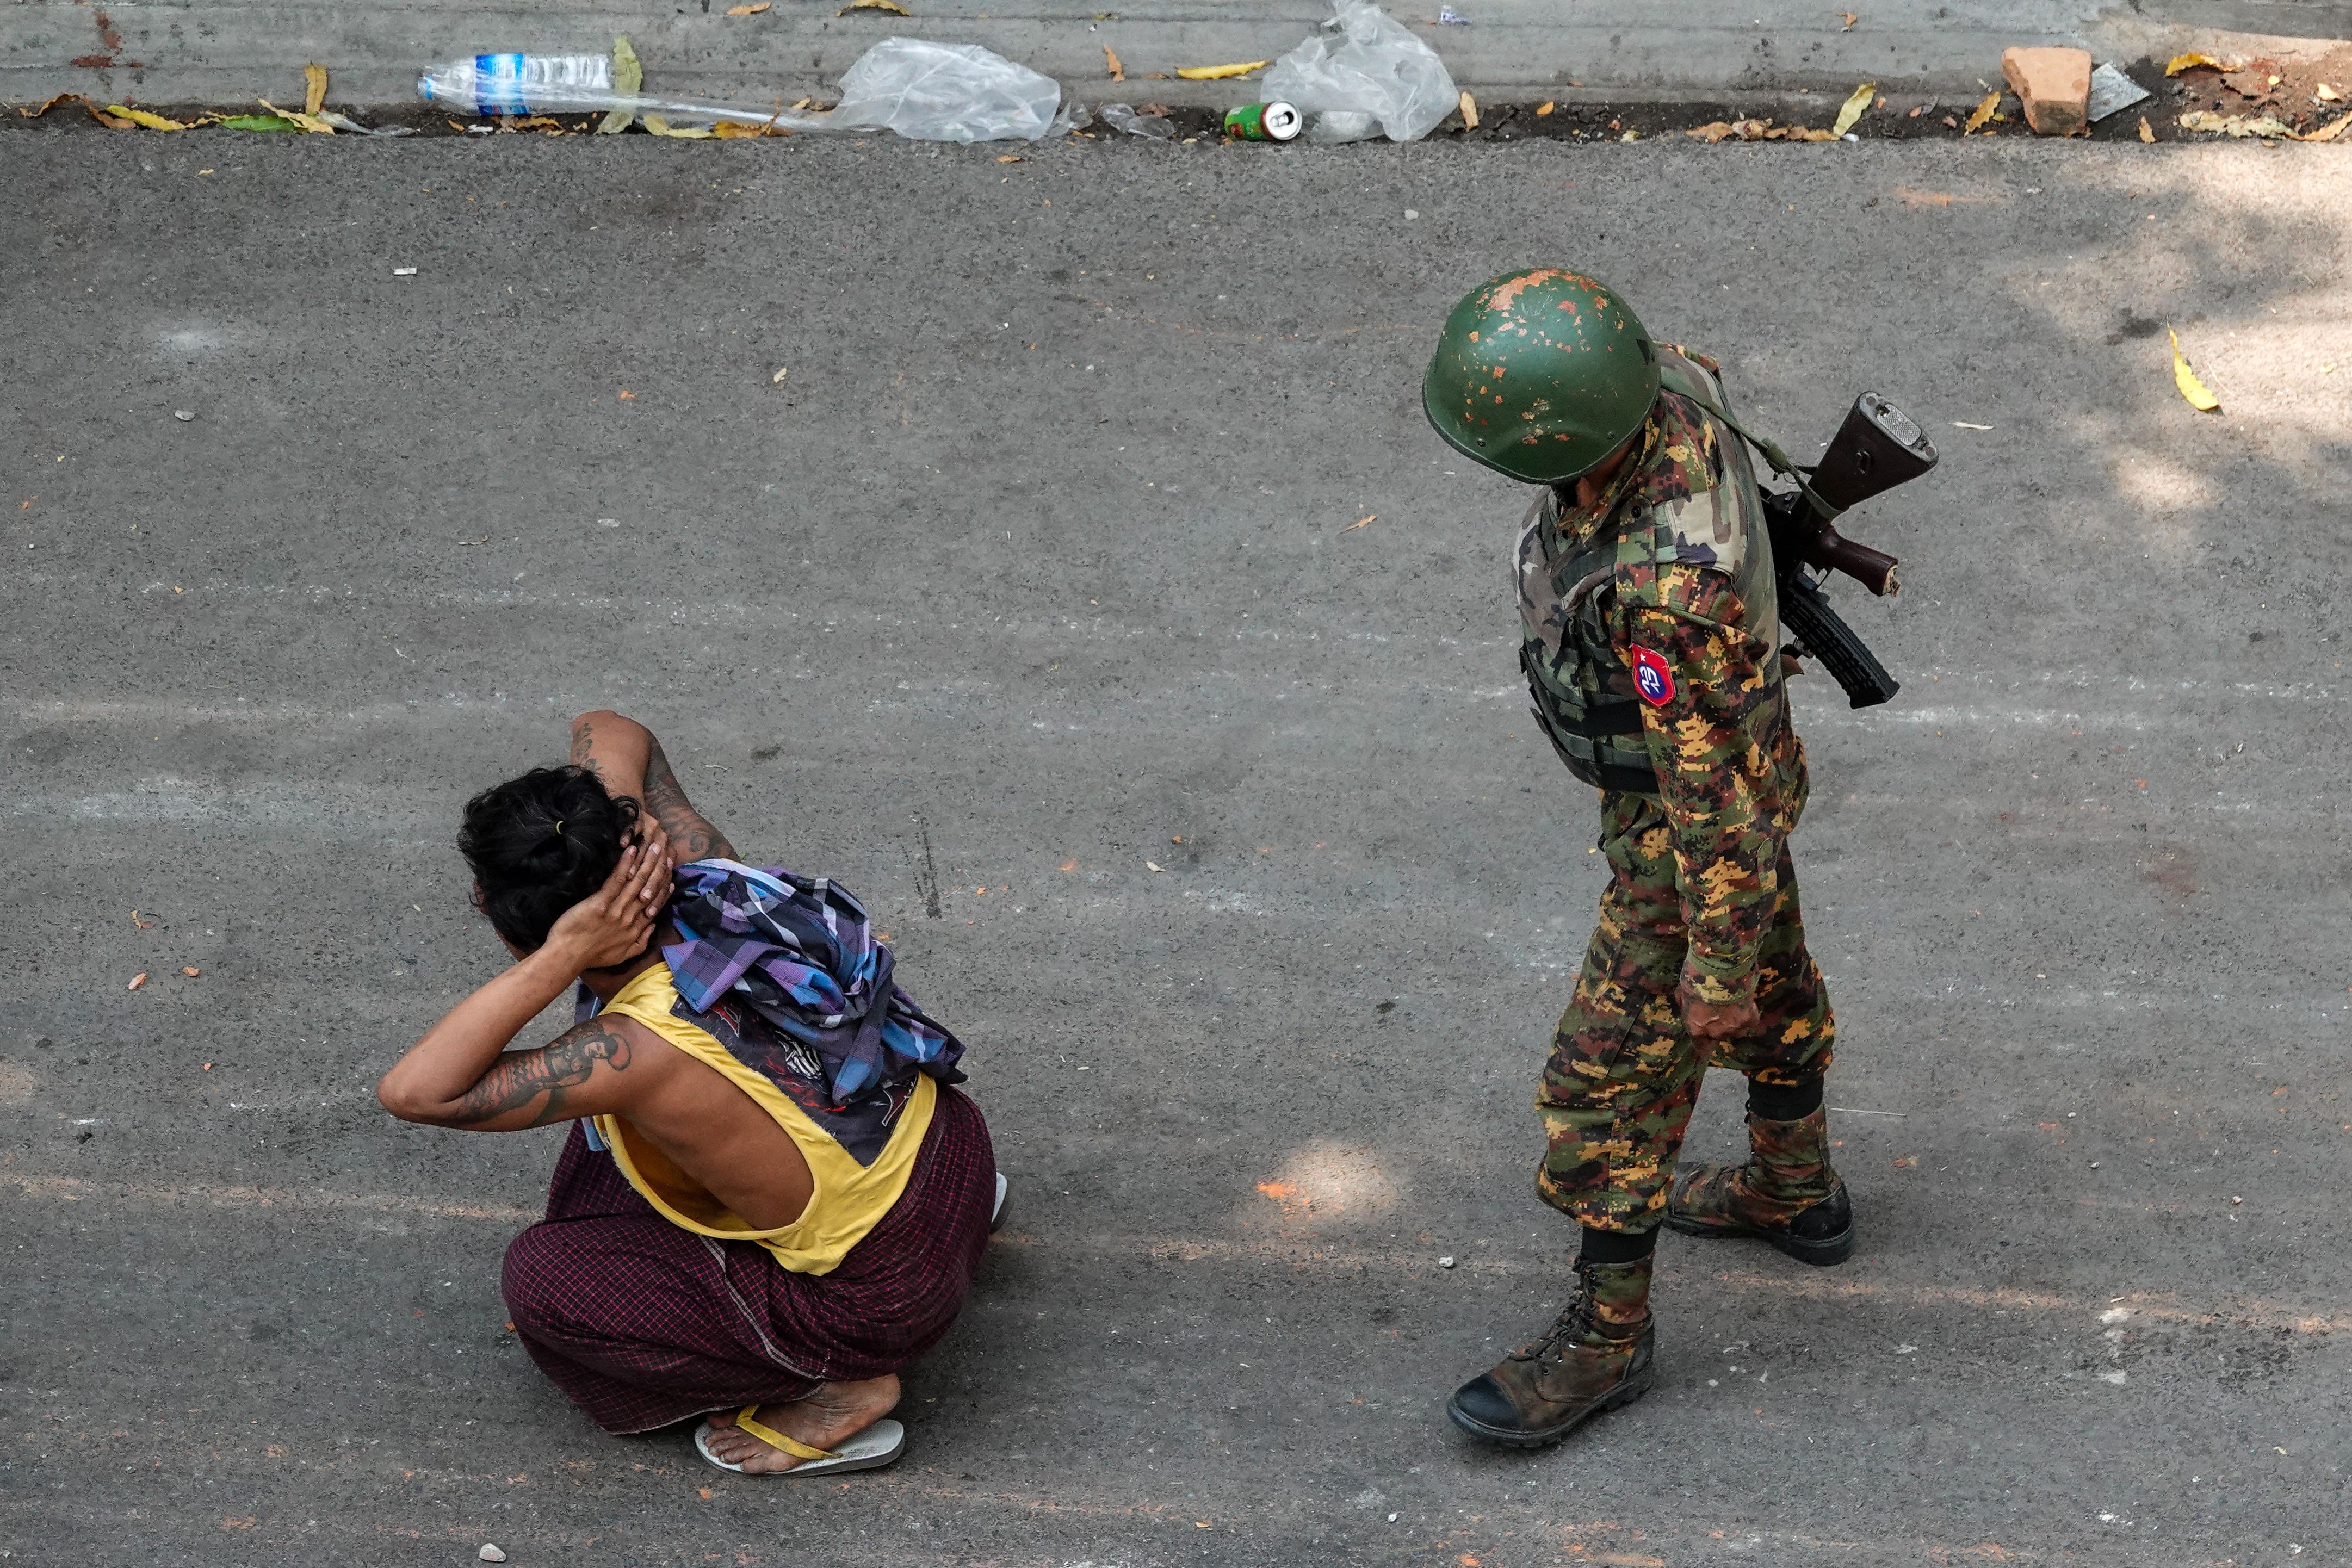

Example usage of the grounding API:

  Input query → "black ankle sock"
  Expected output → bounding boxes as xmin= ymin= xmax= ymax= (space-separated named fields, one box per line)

xmin=1578 ymin=1225 xmax=1658 ymax=1265
xmin=1748 ymin=1075 xmax=1824 ymax=1121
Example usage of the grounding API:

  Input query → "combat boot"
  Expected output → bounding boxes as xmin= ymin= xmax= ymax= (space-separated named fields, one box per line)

xmin=1446 ymin=1255 xmax=1655 ymax=1447
xmin=1663 ymin=1102 xmax=1853 ymax=1266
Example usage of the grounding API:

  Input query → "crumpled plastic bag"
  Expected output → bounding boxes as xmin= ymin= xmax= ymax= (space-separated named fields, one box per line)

xmin=1306 ymin=109 xmax=1383 ymax=143
xmin=1099 ymin=102 xmax=1176 ymax=139
xmin=830 ymin=38 xmax=1063 ymax=143
xmin=1263 ymin=0 xmax=1458 ymax=143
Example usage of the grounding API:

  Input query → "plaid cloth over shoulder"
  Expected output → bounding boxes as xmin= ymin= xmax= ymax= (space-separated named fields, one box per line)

xmin=663 ymin=859 xmax=965 ymax=1103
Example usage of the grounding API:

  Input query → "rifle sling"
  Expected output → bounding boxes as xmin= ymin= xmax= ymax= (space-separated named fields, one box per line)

xmin=1668 ymin=385 xmax=1846 ymax=524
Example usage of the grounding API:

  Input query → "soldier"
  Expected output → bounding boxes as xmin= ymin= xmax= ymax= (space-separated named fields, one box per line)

xmin=1422 ymin=270 xmax=1853 ymax=1448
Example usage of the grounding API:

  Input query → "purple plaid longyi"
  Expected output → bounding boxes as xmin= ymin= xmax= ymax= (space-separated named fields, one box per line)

xmin=501 ymin=1087 xmax=995 ymax=1434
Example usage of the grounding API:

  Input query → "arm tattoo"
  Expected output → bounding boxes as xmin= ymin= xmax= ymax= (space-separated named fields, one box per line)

xmin=642 ymin=739 xmax=738 ymax=862
xmin=446 ymin=1019 xmax=633 ymax=1126
xmin=569 ymin=717 xmax=602 ymax=777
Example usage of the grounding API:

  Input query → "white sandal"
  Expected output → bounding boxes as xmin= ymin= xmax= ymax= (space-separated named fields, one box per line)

xmin=692 ymin=1406 xmax=905 ymax=1477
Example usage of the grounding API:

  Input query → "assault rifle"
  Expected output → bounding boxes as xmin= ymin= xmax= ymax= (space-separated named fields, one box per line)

xmin=1758 ymin=392 xmax=1936 ymax=710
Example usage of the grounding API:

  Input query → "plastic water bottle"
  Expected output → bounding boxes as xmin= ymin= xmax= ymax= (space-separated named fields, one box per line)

xmin=416 ymin=53 xmax=818 ymax=128
xmin=418 ymin=54 xmax=615 ymax=117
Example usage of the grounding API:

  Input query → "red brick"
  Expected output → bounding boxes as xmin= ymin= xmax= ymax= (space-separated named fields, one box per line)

xmin=2002 ymin=46 xmax=2093 ymax=135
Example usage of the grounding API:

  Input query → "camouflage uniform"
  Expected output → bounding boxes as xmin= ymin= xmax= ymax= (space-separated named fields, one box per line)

xmin=1518 ymin=347 xmax=1835 ymax=1232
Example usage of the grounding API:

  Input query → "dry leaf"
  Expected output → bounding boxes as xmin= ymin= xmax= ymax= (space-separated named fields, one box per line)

xmin=599 ymin=35 xmax=642 ymax=135
xmin=109 ymin=106 xmax=190 ymax=131
xmin=2179 ymin=109 xmax=2298 ymax=138
xmin=713 ymin=119 xmax=787 ymax=137
xmin=1831 ymin=80 xmax=1876 ymax=136
xmin=2303 ymin=111 xmax=2351 ymax=142
xmin=2169 ymin=329 xmax=2220 ymax=412
xmin=1893 ymin=1155 xmax=1918 ymax=1168
xmin=643 ymin=115 xmax=715 ymax=138
xmin=1176 ymin=60 xmax=1271 ymax=80
xmin=1344 ymin=513 xmax=1376 ymax=530
xmin=1963 ymin=91 xmax=2000 ymax=133
xmin=182 ymin=966 xmax=201 ymax=977
xmin=771 ymin=367 xmax=789 ymax=383
xmin=2138 ymin=114 xmax=2156 ymax=142
xmin=132 ymin=909 xmax=156 ymax=928
xmin=304 ymin=62 xmax=327 ymax=116
xmin=85 ymin=99 xmax=138 ymax=129
xmin=2164 ymin=52 xmax=2228 ymax=76
xmin=1536 ymin=100 xmax=1555 ymax=116
xmin=727 ymin=2 xmax=772 ymax=11
xmin=996 ymin=153 xmax=1025 ymax=162
xmin=2317 ymin=83 xmax=2343 ymax=102
xmin=1146 ymin=860 xmax=1164 ymax=872
xmin=127 ymin=972 xmax=148 ymax=991
xmin=17 ymin=93 xmax=75 ymax=118
xmin=1104 ymin=42 xmax=1124 ymax=80
xmin=1458 ymin=90 xmax=1479 ymax=129
xmin=838 ymin=0 xmax=911 ymax=13
xmin=258 ymin=97 xmax=335 ymax=133
xmin=2220 ymin=64 xmax=2283 ymax=101
xmin=1687 ymin=120 xmax=1736 ymax=142
xmin=1839 ymin=10 xmax=1858 ymax=27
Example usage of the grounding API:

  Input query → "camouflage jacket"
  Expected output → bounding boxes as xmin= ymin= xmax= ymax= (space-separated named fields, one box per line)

xmin=1517 ymin=346 xmax=1808 ymax=1007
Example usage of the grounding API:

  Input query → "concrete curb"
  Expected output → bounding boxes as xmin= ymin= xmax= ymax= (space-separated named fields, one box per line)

xmin=3 ymin=2 xmax=2345 ymax=116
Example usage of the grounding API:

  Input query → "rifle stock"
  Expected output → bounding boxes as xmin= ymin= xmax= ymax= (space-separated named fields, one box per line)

xmin=1761 ymin=392 xmax=1935 ymax=710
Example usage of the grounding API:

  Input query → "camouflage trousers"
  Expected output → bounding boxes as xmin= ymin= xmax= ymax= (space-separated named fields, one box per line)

xmin=1534 ymin=790 xmax=1835 ymax=1231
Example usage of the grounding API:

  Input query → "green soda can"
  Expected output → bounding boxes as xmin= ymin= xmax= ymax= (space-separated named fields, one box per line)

xmin=1223 ymin=101 xmax=1302 ymax=142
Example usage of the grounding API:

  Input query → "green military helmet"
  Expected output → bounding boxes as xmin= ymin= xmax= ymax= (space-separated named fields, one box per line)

xmin=1422 ymin=269 xmax=1660 ymax=484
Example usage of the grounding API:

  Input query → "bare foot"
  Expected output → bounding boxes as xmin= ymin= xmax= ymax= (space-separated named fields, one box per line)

xmin=702 ymin=1374 xmax=900 ymax=1473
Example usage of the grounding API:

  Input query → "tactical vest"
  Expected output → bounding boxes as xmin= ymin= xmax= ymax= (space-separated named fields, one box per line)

xmin=1516 ymin=353 xmax=1782 ymax=796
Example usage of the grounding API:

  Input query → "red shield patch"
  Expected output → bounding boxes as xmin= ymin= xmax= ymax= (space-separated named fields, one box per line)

xmin=1630 ymin=646 xmax=1675 ymax=707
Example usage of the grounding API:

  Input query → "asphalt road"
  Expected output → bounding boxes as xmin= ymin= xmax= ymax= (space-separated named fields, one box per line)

xmin=4 ymin=128 xmax=2350 ymax=1567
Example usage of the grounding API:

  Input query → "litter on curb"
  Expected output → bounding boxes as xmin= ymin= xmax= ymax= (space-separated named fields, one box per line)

xmin=418 ymin=38 xmax=1066 ymax=142
xmin=2002 ymin=46 xmax=2090 ymax=135
xmin=1264 ymin=0 xmax=1458 ymax=142
xmin=1224 ymin=101 xmax=1302 ymax=140
xmin=1100 ymin=103 xmax=1175 ymax=139
xmin=2084 ymin=61 xmax=2150 ymax=122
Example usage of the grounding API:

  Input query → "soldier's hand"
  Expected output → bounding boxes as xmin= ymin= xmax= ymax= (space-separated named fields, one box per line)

xmin=1677 ymin=976 xmax=1760 ymax=1042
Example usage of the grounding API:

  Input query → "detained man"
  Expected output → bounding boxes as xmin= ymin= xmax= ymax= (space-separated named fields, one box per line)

xmin=377 ymin=711 xmax=1001 ymax=1476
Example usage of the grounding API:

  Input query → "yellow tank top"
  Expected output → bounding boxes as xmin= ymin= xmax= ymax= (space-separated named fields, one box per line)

xmin=590 ymin=963 xmax=937 ymax=1275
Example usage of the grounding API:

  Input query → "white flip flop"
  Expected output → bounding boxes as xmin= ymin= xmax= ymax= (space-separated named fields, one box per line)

xmin=692 ymin=1406 xmax=906 ymax=1477
xmin=991 ymin=1171 xmax=1010 ymax=1232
